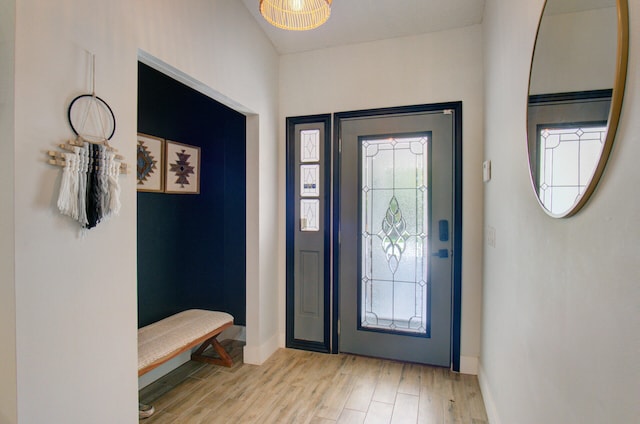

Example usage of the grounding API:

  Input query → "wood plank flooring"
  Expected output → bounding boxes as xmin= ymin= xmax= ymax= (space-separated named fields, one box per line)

xmin=139 ymin=340 xmax=488 ymax=424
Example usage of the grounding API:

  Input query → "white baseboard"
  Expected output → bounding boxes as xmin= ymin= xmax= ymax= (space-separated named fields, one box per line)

xmin=243 ymin=332 xmax=279 ymax=365
xmin=459 ymin=355 xmax=479 ymax=375
xmin=478 ymin=363 xmax=501 ymax=424
xmin=138 ymin=324 xmax=246 ymax=390
xmin=220 ymin=324 xmax=246 ymax=342
xmin=138 ymin=351 xmax=191 ymax=390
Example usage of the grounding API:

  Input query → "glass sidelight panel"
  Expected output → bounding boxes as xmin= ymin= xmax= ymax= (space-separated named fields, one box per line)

xmin=360 ymin=135 xmax=429 ymax=335
xmin=286 ymin=114 xmax=331 ymax=353
xmin=300 ymin=165 xmax=320 ymax=197
xmin=300 ymin=199 xmax=320 ymax=232
xmin=301 ymin=129 xmax=320 ymax=162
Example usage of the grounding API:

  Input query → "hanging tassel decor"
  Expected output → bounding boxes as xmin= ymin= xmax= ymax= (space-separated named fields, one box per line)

xmin=57 ymin=149 xmax=80 ymax=219
xmin=49 ymin=138 xmax=127 ymax=229
xmin=49 ymin=53 xmax=127 ymax=229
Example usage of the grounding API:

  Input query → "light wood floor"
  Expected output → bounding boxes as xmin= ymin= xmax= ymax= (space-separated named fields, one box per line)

xmin=139 ymin=340 xmax=488 ymax=424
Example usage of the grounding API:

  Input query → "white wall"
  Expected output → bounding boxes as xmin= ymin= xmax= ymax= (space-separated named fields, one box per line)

xmin=279 ymin=25 xmax=485 ymax=372
xmin=0 ymin=0 xmax=17 ymax=422
xmin=481 ymin=0 xmax=640 ymax=423
xmin=131 ymin=0 xmax=281 ymax=366
xmin=8 ymin=1 xmax=279 ymax=422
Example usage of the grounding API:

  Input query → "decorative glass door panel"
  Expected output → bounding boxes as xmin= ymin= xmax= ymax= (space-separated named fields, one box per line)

xmin=337 ymin=105 xmax=459 ymax=367
xmin=360 ymin=135 xmax=429 ymax=335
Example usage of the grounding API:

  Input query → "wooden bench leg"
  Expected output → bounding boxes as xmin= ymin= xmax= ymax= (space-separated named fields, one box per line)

xmin=191 ymin=335 xmax=233 ymax=367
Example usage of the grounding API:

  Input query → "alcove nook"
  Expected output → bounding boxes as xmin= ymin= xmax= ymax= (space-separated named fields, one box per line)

xmin=137 ymin=62 xmax=246 ymax=330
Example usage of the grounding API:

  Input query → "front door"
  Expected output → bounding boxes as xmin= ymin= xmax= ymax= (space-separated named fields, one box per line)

xmin=336 ymin=104 xmax=459 ymax=366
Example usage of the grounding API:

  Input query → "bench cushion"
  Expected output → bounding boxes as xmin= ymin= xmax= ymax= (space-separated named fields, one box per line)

xmin=138 ymin=309 xmax=233 ymax=372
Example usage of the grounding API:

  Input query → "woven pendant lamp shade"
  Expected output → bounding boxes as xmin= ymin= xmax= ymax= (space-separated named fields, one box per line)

xmin=260 ymin=0 xmax=332 ymax=31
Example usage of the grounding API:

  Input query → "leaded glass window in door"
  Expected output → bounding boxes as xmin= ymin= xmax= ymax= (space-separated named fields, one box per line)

xmin=360 ymin=135 xmax=429 ymax=335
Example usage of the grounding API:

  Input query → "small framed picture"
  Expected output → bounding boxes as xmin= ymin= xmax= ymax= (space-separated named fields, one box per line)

xmin=165 ymin=140 xmax=200 ymax=194
xmin=136 ymin=133 xmax=164 ymax=192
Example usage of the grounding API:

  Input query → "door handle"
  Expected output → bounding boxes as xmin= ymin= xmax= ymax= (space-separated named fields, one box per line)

xmin=431 ymin=249 xmax=449 ymax=258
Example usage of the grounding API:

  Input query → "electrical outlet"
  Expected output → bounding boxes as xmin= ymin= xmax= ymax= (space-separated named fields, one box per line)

xmin=487 ymin=226 xmax=496 ymax=247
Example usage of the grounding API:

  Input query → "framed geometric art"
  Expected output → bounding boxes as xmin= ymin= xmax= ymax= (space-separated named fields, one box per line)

xmin=165 ymin=140 xmax=200 ymax=194
xmin=136 ymin=133 xmax=164 ymax=192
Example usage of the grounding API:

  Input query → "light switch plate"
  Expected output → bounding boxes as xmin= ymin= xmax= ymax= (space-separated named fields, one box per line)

xmin=483 ymin=160 xmax=491 ymax=182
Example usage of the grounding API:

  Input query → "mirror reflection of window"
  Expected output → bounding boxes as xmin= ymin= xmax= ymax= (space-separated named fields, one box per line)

xmin=527 ymin=90 xmax=612 ymax=211
xmin=537 ymin=123 xmax=607 ymax=215
xmin=526 ymin=0 xmax=628 ymax=217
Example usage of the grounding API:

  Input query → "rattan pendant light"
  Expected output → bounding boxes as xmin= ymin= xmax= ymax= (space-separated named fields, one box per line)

xmin=260 ymin=0 xmax=332 ymax=31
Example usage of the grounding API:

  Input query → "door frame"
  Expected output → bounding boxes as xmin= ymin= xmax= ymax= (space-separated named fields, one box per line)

xmin=332 ymin=102 xmax=463 ymax=371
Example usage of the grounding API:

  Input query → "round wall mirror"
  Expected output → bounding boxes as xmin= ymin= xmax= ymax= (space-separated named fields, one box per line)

xmin=527 ymin=0 xmax=629 ymax=217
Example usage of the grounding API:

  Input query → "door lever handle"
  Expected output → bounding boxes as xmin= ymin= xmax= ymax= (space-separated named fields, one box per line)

xmin=431 ymin=249 xmax=449 ymax=258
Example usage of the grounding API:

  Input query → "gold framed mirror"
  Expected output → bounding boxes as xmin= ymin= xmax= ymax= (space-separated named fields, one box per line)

xmin=527 ymin=0 xmax=629 ymax=217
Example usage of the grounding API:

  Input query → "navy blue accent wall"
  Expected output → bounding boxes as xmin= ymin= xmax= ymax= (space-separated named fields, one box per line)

xmin=137 ymin=62 xmax=246 ymax=328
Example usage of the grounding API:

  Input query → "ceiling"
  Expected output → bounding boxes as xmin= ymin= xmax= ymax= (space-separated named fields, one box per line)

xmin=241 ymin=0 xmax=487 ymax=55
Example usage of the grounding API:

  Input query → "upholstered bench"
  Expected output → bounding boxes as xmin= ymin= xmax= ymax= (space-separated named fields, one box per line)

xmin=138 ymin=309 xmax=234 ymax=376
